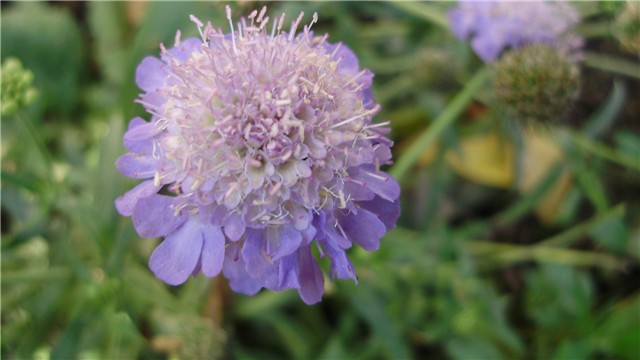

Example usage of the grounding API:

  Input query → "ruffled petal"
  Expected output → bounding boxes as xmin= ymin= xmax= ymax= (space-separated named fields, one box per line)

xmin=200 ymin=225 xmax=225 ymax=277
xmin=140 ymin=91 xmax=167 ymax=110
xmin=115 ymin=179 xmax=161 ymax=216
xmin=338 ymin=208 xmax=386 ymax=251
xmin=448 ymin=7 xmax=473 ymax=40
xmin=358 ymin=196 xmax=401 ymax=232
xmin=223 ymin=242 xmax=263 ymax=295
xmin=471 ymin=29 xmax=507 ymax=62
xmin=115 ymin=153 xmax=157 ymax=179
xmin=241 ymin=229 xmax=272 ymax=277
xmin=124 ymin=117 xmax=162 ymax=142
xmin=266 ymin=224 xmax=302 ymax=261
xmin=351 ymin=166 xmax=400 ymax=202
xmin=162 ymin=38 xmax=202 ymax=63
xmin=224 ymin=213 xmax=246 ymax=241
xmin=330 ymin=42 xmax=359 ymax=76
xmin=136 ymin=56 xmax=168 ymax=92
xmin=277 ymin=252 xmax=300 ymax=291
xmin=323 ymin=239 xmax=357 ymax=282
xmin=123 ymin=117 xmax=156 ymax=154
xmin=149 ymin=219 xmax=203 ymax=285
xmin=132 ymin=194 xmax=187 ymax=238
xmin=297 ymin=245 xmax=324 ymax=305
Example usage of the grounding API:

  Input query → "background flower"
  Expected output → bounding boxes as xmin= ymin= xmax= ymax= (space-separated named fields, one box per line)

xmin=448 ymin=1 xmax=583 ymax=62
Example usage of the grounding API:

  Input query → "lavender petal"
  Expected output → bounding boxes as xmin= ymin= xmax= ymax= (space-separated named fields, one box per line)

xmin=132 ymin=194 xmax=187 ymax=238
xmin=338 ymin=208 xmax=386 ymax=251
xmin=115 ymin=179 xmax=161 ymax=216
xmin=149 ymin=219 xmax=203 ymax=286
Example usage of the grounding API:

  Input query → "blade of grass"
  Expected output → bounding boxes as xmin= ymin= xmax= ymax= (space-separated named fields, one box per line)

xmin=392 ymin=2 xmax=450 ymax=30
xmin=391 ymin=67 xmax=488 ymax=183
xmin=564 ymin=130 xmax=640 ymax=171
xmin=582 ymin=80 xmax=626 ymax=138
xmin=583 ymin=52 xmax=640 ymax=80
xmin=538 ymin=203 xmax=626 ymax=248
xmin=470 ymin=243 xmax=624 ymax=270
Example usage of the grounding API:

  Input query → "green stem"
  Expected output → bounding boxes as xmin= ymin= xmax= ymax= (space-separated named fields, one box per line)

xmin=470 ymin=242 xmax=624 ymax=270
xmin=1 ymin=268 xmax=70 ymax=283
xmin=583 ymin=52 xmax=640 ymax=80
xmin=493 ymin=165 xmax=564 ymax=228
xmin=16 ymin=111 xmax=53 ymax=172
xmin=575 ymin=21 xmax=612 ymax=39
xmin=564 ymin=129 xmax=640 ymax=171
xmin=538 ymin=203 xmax=626 ymax=248
xmin=390 ymin=67 xmax=488 ymax=182
xmin=392 ymin=2 xmax=450 ymax=30
xmin=469 ymin=203 xmax=628 ymax=270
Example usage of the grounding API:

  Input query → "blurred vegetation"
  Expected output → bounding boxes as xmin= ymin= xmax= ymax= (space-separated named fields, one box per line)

xmin=1 ymin=1 xmax=639 ymax=359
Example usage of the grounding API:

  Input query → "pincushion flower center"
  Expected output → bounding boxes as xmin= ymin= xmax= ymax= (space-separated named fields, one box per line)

xmin=152 ymin=14 xmax=377 ymax=227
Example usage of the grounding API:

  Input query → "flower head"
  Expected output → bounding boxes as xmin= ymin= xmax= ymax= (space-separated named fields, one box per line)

xmin=116 ymin=6 xmax=400 ymax=304
xmin=448 ymin=1 xmax=583 ymax=62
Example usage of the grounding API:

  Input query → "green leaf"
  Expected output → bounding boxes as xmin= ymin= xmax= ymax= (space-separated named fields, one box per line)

xmin=446 ymin=337 xmax=504 ymax=360
xmin=589 ymin=211 xmax=628 ymax=253
xmin=593 ymin=296 xmax=640 ymax=359
xmin=349 ymin=285 xmax=411 ymax=360
xmin=582 ymin=80 xmax=626 ymax=138
xmin=87 ymin=2 xmax=128 ymax=86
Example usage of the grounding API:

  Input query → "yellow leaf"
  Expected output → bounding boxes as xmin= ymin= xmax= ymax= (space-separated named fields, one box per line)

xmin=519 ymin=131 xmax=573 ymax=225
xmin=445 ymin=132 xmax=515 ymax=188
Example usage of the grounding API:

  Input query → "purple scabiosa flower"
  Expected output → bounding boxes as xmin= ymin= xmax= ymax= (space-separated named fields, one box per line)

xmin=448 ymin=1 xmax=583 ymax=62
xmin=115 ymin=6 xmax=400 ymax=304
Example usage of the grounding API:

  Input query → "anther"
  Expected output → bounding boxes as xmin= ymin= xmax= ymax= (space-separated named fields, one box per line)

xmin=257 ymin=6 xmax=267 ymax=23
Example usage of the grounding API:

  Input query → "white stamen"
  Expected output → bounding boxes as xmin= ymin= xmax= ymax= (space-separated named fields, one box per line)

xmin=289 ymin=12 xmax=304 ymax=42
xmin=331 ymin=42 xmax=343 ymax=58
xmin=329 ymin=105 xmax=380 ymax=129
xmin=270 ymin=16 xmax=278 ymax=38
xmin=338 ymin=189 xmax=347 ymax=209
xmin=190 ymin=15 xmax=206 ymax=43
xmin=174 ymin=30 xmax=182 ymax=46
xmin=347 ymin=69 xmax=368 ymax=85
xmin=225 ymin=5 xmax=237 ymax=53
xmin=277 ymin=13 xmax=285 ymax=34
xmin=364 ymin=171 xmax=388 ymax=181
xmin=364 ymin=120 xmax=391 ymax=129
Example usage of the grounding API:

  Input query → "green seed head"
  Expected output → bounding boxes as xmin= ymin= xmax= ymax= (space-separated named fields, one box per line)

xmin=1 ymin=57 xmax=39 ymax=116
xmin=491 ymin=44 xmax=580 ymax=127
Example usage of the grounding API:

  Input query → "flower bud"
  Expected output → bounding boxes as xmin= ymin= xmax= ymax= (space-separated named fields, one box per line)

xmin=491 ymin=44 xmax=580 ymax=126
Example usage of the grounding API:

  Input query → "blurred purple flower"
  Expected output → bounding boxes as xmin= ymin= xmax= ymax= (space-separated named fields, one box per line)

xmin=448 ymin=1 xmax=583 ymax=62
xmin=115 ymin=6 xmax=400 ymax=304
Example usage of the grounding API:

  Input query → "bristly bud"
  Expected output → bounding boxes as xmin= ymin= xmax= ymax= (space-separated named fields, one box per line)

xmin=1 ymin=58 xmax=39 ymax=116
xmin=115 ymin=7 xmax=400 ymax=305
xmin=613 ymin=2 xmax=640 ymax=56
xmin=491 ymin=44 xmax=580 ymax=127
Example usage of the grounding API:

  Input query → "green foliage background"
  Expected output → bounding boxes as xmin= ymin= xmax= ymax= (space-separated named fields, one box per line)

xmin=2 ymin=2 xmax=639 ymax=359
